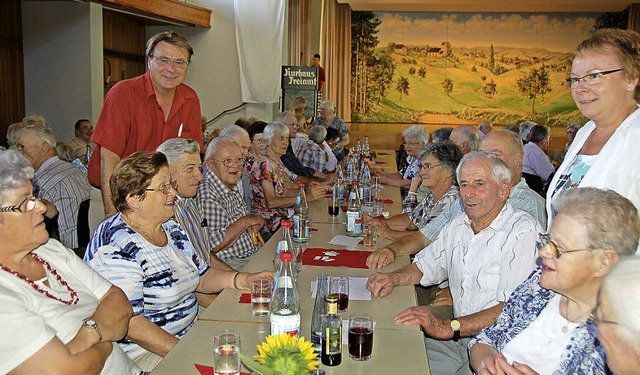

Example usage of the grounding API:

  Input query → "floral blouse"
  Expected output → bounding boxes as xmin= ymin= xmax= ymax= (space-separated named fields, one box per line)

xmin=469 ymin=267 xmax=607 ymax=375
xmin=409 ymin=185 xmax=459 ymax=229
xmin=250 ymin=155 xmax=290 ymax=233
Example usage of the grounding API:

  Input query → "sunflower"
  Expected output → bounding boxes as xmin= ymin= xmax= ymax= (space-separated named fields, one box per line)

xmin=241 ymin=333 xmax=319 ymax=375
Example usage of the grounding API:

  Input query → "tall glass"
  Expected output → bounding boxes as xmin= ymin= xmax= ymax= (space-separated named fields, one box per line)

xmin=213 ymin=330 xmax=241 ymax=374
xmin=348 ymin=314 xmax=373 ymax=361
xmin=330 ymin=276 xmax=349 ymax=312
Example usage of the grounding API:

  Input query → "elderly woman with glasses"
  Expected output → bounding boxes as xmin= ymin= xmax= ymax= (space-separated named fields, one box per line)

xmin=469 ymin=187 xmax=640 ymax=375
xmin=84 ymin=152 xmax=270 ymax=372
xmin=364 ymin=141 xmax=462 ymax=242
xmin=547 ymin=29 xmax=640 ymax=223
xmin=595 ymin=256 xmax=640 ymax=375
xmin=0 ymin=150 xmax=139 ymax=374
xmin=378 ymin=124 xmax=429 ymax=188
xmin=250 ymin=122 xmax=326 ymax=235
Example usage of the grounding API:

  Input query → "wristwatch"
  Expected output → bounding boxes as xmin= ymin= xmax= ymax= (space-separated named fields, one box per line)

xmin=450 ymin=319 xmax=461 ymax=342
xmin=82 ymin=319 xmax=103 ymax=342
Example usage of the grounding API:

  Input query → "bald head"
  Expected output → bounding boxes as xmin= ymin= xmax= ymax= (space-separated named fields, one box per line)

xmin=478 ymin=120 xmax=492 ymax=135
xmin=479 ymin=129 xmax=524 ymax=187
xmin=449 ymin=126 xmax=479 ymax=154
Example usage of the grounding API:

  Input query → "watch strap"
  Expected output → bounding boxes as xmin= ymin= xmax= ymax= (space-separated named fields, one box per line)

xmin=83 ymin=319 xmax=103 ymax=342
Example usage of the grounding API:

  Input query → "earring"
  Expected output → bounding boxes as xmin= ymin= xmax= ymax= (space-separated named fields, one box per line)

xmin=628 ymin=86 xmax=634 ymax=92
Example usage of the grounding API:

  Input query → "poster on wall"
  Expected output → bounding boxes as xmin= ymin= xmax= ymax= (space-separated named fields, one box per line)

xmin=281 ymin=66 xmax=318 ymax=120
xmin=351 ymin=12 xmax=606 ymax=126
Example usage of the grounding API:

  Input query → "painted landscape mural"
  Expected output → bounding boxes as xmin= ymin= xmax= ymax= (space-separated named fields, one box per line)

xmin=351 ymin=12 xmax=603 ymax=126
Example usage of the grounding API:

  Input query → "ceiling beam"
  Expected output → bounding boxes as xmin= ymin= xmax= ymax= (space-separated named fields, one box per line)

xmin=90 ymin=0 xmax=211 ymax=28
xmin=338 ymin=0 xmax=632 ymax=13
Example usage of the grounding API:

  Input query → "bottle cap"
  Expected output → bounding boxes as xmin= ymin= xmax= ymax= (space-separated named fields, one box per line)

xmin=352 ymin=181 xmax=357 ymax=185
xmin=298 ymin=183 xmax=305 ymax=188
xmin=281 ymin=221 xmax=291 ymax=228
xmin=280 ymin=251 xmax=293 ymax=262
xmin=326 ymin=294 xmax=338 ymax=303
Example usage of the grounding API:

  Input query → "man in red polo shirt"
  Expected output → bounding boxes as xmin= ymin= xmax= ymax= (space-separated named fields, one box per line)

xmin=89 ymin=31 xmax=204 ymax=216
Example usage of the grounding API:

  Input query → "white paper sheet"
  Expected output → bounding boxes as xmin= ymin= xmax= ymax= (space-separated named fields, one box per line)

xmin=311 ymin=277 xmax=371 ymax=301
xmin=328 ymin=235 xmax=362 ymax=247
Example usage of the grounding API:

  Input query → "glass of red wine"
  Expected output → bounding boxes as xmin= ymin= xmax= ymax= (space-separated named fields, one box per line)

xmin=329 ymin=276 xmax=349 ymax=312
xmin=348 ymin=314 xmax=373 ymax=361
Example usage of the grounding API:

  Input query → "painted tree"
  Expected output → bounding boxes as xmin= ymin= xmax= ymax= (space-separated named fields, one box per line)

xmin=442 ymin=78 xmax=454 ymax=95
xmin=418 ymin=67 xmax=426 ymax=78
xmin=351 ymin=11 xmax=382 ymax=114
xmin=396 ymin=76 xmax=410 ymax=101
xmin=371 ymin=51 xmax=395 ymax=104
xmin=516 ymin=67 xmax=552 ymax=114
xmin=489 ymin=44 xmax=495 ymax=72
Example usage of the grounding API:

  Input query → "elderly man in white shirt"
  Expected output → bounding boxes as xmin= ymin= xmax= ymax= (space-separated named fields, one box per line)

xmin=367 ymin=151 xmax=542 ymax=375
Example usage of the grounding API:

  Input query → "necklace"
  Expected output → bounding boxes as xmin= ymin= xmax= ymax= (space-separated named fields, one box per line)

xmin=561 ymin=297 xmax=590 ymax=333
xmin=124 ymin=215 xmax=165 ymax=246
xmin=0 ymin=253 xmax=79 ymax=305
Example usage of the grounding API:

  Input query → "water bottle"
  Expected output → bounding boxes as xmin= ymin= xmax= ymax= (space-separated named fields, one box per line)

xmin=274 ymin=221 xmax=294 ymax=285
xmin=310 ymin=274 xmax=329 ymax=354
xmin=363 ymin=136 xmax=370 ymax=158
xmin=292 ymin=184 xmax=310 ymax=243
xmin=346 ymin=181 xmax=362 ymax=237
xmin=270 ymin=251 xmax=301 ymax=337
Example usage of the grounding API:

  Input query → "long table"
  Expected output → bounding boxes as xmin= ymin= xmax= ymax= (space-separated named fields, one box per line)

xmin=151 ymin=151 xmax=430 ymax=375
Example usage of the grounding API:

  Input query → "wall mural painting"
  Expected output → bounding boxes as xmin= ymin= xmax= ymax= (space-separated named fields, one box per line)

xmin=351 ymin=12 xmax=602 ymax=126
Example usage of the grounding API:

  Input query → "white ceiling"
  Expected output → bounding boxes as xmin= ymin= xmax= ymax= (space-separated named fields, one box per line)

xmin=337 ymin=0 xmax=633 ymax=13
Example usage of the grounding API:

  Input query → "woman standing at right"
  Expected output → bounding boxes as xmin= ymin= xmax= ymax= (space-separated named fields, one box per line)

xmin=547 ymin=29 xmax=640 ymax=223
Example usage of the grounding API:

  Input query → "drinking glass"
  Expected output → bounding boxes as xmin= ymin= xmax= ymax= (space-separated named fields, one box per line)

xmin=251 ymin=279 xmax=272 ymax=316
xmin=348 ymin=314 xmax=374 ymax=361
xmin=362 ymin=223 xmax=377 ymax=247
xmin=328 ymin=184 xmax=339 ymax=217
xmin=330 ymin=276 xmax=349 ymax=312
xmin=213 ymin=330 xmax=241 ymax=374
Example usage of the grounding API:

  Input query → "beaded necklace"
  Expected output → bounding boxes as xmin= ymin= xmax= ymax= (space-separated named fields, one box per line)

xmin=0 ymin=253 xmax=80 ymax=305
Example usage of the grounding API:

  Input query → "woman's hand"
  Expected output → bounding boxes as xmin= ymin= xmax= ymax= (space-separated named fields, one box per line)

xmin=236 ymin=271 xmax=274 ymax=290
xmin=470 ymin=343 xmax=502 ymax=375
xmin=495 ymin=356 xmax=539 ymax=375
xmin=305 ymin=183 xmax=329 ymax=201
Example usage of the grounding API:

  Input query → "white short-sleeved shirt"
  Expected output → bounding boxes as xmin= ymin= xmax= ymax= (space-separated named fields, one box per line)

xmin=414 ymin=203 xmax=541 ymax=317
xmin=0 ymin=239 xmax=138 ymax=374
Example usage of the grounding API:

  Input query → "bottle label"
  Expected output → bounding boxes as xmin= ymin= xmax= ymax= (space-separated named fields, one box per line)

xmin=271 ymin=313 xmax=301 ymax=337
xmin=293 ymin=216 xmax=309 ymax=242
xmin=346 ymin=212 xmax=362 ymax=235
xmin=325 ymin=327 xmax=342 ymax=355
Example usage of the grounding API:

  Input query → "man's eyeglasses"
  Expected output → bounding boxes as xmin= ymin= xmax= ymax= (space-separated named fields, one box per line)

xmin=211 ymin=157 xmax=245 ymax=167
xmin=150 ymin=55 xmax=189 ymax=69
xmin=145 ymin=180 xmax=178 ymax=195
xmin=537 ymin=232 xmax=597 ymax=258
xmin=404 ymin=142 xmax=421 ymax=147
xmin=0 ymin=196 xmax=39 ymax=213
xmin=420 ymin=163 xmax=441 ymax=171
xmin=253 ymin=139 xmax=267 ymax=145
xmin=566 ymin=68 xmax=623 ymax=88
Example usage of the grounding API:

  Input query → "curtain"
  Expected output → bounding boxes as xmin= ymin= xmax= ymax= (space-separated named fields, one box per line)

xmin=234 ymin=0 xmax=285 ymax=103
xmin=320 ymin=0 xmax=351 ymax=121
xmin=287 ymin=0 xmax=311 ymax=66
xmin=628 ymin=4 xmax=640 ymax=34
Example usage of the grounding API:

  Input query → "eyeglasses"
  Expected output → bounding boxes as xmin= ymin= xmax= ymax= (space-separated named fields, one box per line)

xmin=566 ymin=68 xmax=623 ymax=88
xmin=210 ymin=157 xmax=245 ymax=167
xmin=145 ymin=180 xmax=178 ymax=195
xmin=404 ymin=142 xmax=420 ymax=147
xmin=537 ymin=232 xmax=597 ymax=258
xmin=590 ymin=304 xmax=620 ymax=326
xmin=253 ymin=139 xmax=267 ymax=145
xmin=150 ymin=55 xmax=189 ymax=69
xmin=420 ymin=163 xmax=441 ymax=171
xmin=0 ymin=195 xmax=39 ymax=213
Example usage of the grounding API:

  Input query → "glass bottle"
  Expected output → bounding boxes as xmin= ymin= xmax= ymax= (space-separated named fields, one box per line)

xmin=270 ymin=251 xmax=301 ymax=337
xmin=292 ymin=184 xmax=310 ymax=243
xmin=346 ymin=181 xmax=362 ymax=237
xmin=321 ymin=294 xmax=342 ymax=366
xmin=310 ymin=274 xmax=329 ymax=354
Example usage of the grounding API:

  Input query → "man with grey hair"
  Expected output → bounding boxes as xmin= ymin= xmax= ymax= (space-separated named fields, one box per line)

xmin=519 ymin=120 xmax=537 ymax=144
xmin=367 ymin=151 xmax=541 ymax=375
xmin=220 ymin=125 xmax=254 ymax=212
xmin=477 ymin=120 xmax=492 ymax=138
xmin=523 ymin=125 xmax=555 ymax=195
xmin=276 ymin=111 xmax=327 ymax=181
xmin=314 ymin=100 xmax=350 ymax=161
xmin=196 ymin=137 xmax=264 ymax=270
xmin=296 ymin=125 xmax=334 ymax=173
xmin=449 ymin=125 xmax=479 ymax=155
xmin=17 ymin=125 xmax=90 ymax=249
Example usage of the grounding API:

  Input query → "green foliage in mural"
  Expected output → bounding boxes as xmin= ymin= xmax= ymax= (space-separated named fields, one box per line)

xmin=516 ymin=67 xmax=553 ymax=114
xmin=396 ymin=76 xmax=410 ymax=100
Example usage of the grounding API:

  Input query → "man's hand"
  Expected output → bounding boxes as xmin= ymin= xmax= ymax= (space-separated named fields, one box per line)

xmin=394 ymin=306 xmax=451 ymax=340
xmin=366 ymin=272 xmax=396 ymax=297
xmin=366 ymin=248 xmax=396 ymax=269
xmin=245 ymin=214 xmax=264 ymax=237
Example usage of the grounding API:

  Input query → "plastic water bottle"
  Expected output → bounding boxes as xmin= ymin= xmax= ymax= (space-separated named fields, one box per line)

xmin=270 ymin=251 xmax=301 ymax=337
xmin=292 ymin=184 xmax=310 ymax=243
xmin=346 ymin=181 xmax=362 ymax=237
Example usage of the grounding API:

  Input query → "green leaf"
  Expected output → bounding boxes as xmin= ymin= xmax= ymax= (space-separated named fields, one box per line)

xmin=239 ymin=353 xmax=274 ymax=375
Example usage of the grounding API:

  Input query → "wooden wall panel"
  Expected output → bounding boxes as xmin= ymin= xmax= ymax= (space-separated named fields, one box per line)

xmin=103 ymin=10 xmax=146 ymax=94
xmin=0 ymin=0 xmax=25 ymax=146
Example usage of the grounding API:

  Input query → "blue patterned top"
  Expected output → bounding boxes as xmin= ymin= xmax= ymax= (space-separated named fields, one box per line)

xmin=469 ymin=267 xmax=608 ymax=375
xmin=84 ymin=214 xmax=208 ymax=361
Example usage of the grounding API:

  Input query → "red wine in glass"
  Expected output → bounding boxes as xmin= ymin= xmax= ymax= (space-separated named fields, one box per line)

xmin=348 ymin=327 xmax=373 ymax=360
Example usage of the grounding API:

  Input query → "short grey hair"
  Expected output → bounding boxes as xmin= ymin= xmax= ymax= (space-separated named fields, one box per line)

xmin=454 ymin=126 xmax=480 ymax=151
xmin=275 ymin=111 xmax=296 ymax=124
xmin=519 ymin=121 xmax=537 ymax=141
xmin=319 ymin=100 xmax=335 ymax=113
xmin=157 ymin=138 xmax=201 ymax=164
xmin=205 ymin=136 xmax=239 ymax=160
xmin=552 ymin=187 xmax=640 ymax=256
xmin=20 ymin=125 xmax=57 ymax=149
xmin=432 ymin=127 xmax=453 ymax=143
xmin=402 ymin=124 xmax=430 ymax=144
xmin=456 ymin=151 xmax=512 ymax=185
xmin=0 ymin=150 xmax=35 ymax=206
xmin=308 ymin=125 xmax=327 ymax=144
xmin=22 ymin=115 xmax=47 ymax=128
xmin=529 ymin=125 xmax=550 ymax=143
xmin=220 ymin=124 xmax=250 ymax=141
xmin=602 ymin=256 xmax=640 ymax=343
xmin=420 ymin=141 xmax=464 ymax=185
xmin=567 ymin=123 xmax=582 ymax=132
xmin=6 ymin=122 xmax=27 ymax=146
xmin=55 ymin=142 xmax=76 ymax=162
xmin=263 ymin=122 xmax=289 ymax=143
